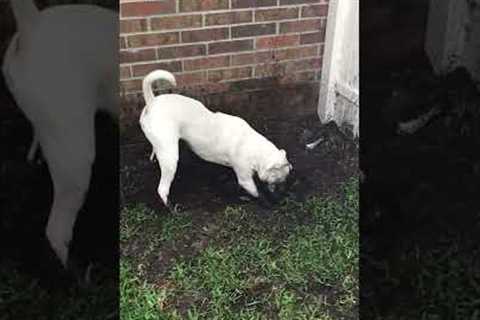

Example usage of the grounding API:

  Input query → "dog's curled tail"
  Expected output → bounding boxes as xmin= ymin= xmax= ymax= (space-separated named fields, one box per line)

xmin=142 ymin=70 xmax=177 ymax=106
xmin=10 ymin=0 xmax=40 ymax=34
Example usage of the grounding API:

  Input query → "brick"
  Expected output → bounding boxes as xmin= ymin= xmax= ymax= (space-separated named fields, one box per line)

xmin=121 ymin=1 xmax=175 ymax=17
xmin=158 ymin=44 xmax=206 ymax=60
xmin=208 ymin=67 xmax=253 ymax=82
xmin=273 ymin=45 xmax=319 ymax=60
xmin=318 ymin=43 xmax=325 ymax=56
xmin=254 ymin=58 xmax=321 ymax=78
xmin=175 ymin=72 xmax=207 ymax=86
xmin=232 ymin=0 xmax=277 ymax=8
xmin=232 ymin=46 xmax=318 ymax=66
xmin=254 ymin=63 xmax=286 ymax=78
xmin=208 ymin=39 xmax=253 ymax=55
xmin=227 ymin=78 xmax=276 ymax=92
xmin=256 ymin=34 xmax=299 ymax=49
xmin=151 ymin=15 xmax=202 ymax=30
xmin=182 ymin=82 xmax=230 ymax=95
xmin=179 ymin=0 xmax=228 ymax=12
xmin=182 ymin=28 xmax=228 ymax=43
xmin=300 ymin=30 xmax=325 ymax=44
xmin=294 ymin=71 xmax=317 ymax=81
xmin=197 ymin=82 xmax=230 ymax=94
xmin=280 ymin=0 xmax=321 ymax=5
xmin=120 ymin=48 xmax=156 ymax=63
xmin=184 ymin=56 xmax=230 ymax=71
xmin=120 ymin=37 xmax=127 ymax=49
xmin=285 ymin=57 xmax=322 ymax=72
xmin=206 ymin=11 xmax=253 ymax=26
xmin=255 ymin=8 xmax=298 ymax=22
xmin=132 ymin=61 xmax=182 ymax=77
xmin=232 ymin=53 xmax=255 ymax=65
xmin=231 ymin=51 xmax=272 ymax=65
xmin=127 ymin=32 xmax=179 ymax=47
xmin=301 ymin=4 xmax=328 ymax=17
xmin=120 ymin=66 xmax=131 ymax=79
xmin=231 ymin=23 xmax=276 ymax=38
xmin=120 ymin=79 xmax=142 ymax=92
xmin=280 ymin=19 xmax=322 ymax=33
xmin=120 ymin=19 xmax=148 ymax=34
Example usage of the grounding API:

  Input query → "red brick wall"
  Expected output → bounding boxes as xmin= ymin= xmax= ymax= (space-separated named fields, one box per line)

xmin=119 ymin=0 xmax=328 ymax=100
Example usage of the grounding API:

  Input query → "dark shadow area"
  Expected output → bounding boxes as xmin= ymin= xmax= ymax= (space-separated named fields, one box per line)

xmin=361 ymin=0 xmax=480 ymax=318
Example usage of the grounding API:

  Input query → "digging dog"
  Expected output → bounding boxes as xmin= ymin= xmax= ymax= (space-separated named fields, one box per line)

xmin=139 ymin=70 xmax=293 ymax=208
xmin=2 ymin=1 xmax=118 ymax=267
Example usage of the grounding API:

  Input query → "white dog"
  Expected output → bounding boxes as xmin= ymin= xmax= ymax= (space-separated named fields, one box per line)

xmin=2 ymin=1 xmax=118 ymax=267
xmin=139 ymin=70 xmax=292 ymax=208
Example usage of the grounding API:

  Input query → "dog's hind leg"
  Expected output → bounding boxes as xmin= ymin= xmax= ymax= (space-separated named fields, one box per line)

xmin=155 ymin=138 xmax=179 ymax=208
xmin=42 ymin=120 xmax=95 ymax=267
xmin=46 ymin=163 xmax=91 ymax=267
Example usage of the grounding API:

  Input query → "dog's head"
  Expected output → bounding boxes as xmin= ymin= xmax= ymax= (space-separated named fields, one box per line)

xmin=259 ymin=149 xmax=293 ymax=193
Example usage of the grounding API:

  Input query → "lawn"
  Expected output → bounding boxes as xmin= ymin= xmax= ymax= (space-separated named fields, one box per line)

xmin=120 ymin=178 xmax=359 ymax=320
xmin=0 ymin=262 xmax=118 ymax=320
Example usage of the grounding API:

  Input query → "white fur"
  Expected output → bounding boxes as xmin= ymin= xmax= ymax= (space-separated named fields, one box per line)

xmin=139 ymin=70 xmax=292 ymax=206
xmin=2 ymin=1 xmax=118 ymax=266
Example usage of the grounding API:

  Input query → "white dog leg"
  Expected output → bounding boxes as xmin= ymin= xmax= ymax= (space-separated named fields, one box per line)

xmin=41 ymin=116 xmax=95 ymax=267
xmin=156 ymin=143 xmax=179 ymax=207
xmin=46 ymin=160 xmax=91 ymax=267
xmin=235 ymin=169 xmax=260 ymax=198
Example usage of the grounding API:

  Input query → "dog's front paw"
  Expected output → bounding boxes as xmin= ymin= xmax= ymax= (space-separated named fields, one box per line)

xmin=27 ymin=153 xmax=43 ymax=166
xmin=167 ymin=203 xmax=185 ymax=214
xmin=149 ymin=151 xmax=156 ymax=162
xmin=26 ymin=153 xmax=41 ymax=164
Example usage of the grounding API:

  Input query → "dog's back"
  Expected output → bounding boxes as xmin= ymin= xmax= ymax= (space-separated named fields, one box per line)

xmin=4 ymin=2 xmax=118 ymax=118
xmin=140 ymin=93 xmax=211 ymax=137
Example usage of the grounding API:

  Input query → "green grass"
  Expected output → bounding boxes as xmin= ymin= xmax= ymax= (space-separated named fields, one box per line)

xmin=0 ymin=262 xmax=118 ymax=320
xmin=120 ymin=178 xmax=359 ymax=319
xmin=120 ymin=203 xmax=192 ymax=243
xmin=379 ymin=235 xmax=480 ymax=320
xmin=413 ymin=242 xmax=480 ymax=319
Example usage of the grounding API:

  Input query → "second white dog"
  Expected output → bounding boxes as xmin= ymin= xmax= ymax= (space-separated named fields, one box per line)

xmin=2 ymin=1 xmax=118 ymax=267
xmin=139 ymin=70 xmax=292 ymax=207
